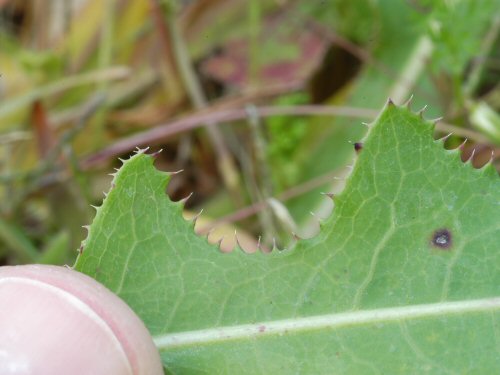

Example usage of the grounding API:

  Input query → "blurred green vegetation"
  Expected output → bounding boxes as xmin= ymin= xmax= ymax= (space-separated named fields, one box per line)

xmin=0 ymin=0 xmax=499 ymax=264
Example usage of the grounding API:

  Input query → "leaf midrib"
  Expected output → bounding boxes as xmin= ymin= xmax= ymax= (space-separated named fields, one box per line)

xmin=153 ymin=296 xmax=500 ymax=350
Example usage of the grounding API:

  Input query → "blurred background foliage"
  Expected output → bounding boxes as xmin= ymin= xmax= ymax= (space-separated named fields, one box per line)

xmin=0 ymin=0 xmax=499 ymax=265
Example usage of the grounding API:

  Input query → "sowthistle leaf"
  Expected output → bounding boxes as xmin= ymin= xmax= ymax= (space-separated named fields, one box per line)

xmin=75 ymin=102 xmax=500 ymax=373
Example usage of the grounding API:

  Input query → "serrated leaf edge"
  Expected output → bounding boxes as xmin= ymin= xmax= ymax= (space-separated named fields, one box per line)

xmin=76 ymin=102 xmax=499 ymax=261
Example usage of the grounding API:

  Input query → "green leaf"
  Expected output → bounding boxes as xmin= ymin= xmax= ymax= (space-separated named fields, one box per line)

xmin=74 ymin=102 xmax=500 ymax=373
xmin=288 ymin=0 xmax=435 ymax=229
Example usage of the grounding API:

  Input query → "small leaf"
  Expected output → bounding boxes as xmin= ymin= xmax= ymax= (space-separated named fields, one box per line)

xmin=75 ymin=103 xmax=500 ymax=373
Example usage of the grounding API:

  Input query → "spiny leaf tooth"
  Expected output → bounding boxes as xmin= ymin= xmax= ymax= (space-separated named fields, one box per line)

xmin=191 ymin=208 xmax=203 ymax=227
xmin=437 ymin=133 xmax=453 ymax=143
xmin=403 ymin=94 xmax=414 ymax=109
xmin=171 ymin=169 xmax=184 ymax=176
xmin=257 ymin=235 xmax=262 ymax=252
xmin=150 ymin=148 xmax=163 ymax=159
xmin=204 ymin=227 xmax=215 ymax=240
xmin=479 ymin=153 xmax=498 ymax=176
xmin=113 ymin=168 xmax=120 ymax=172
xmin=417 ymin=105 xmax=428 ymax=118
xmin=216 ymin=236 xmax=225 ymax=250
xmin=134 ymin=146 xmax=150 ymax=154
xmin=458 ymin=138 xmax=469 ymax=150
xmin=320 ymin=192 xmax=335 ymax=200
xmin=179 ymin=192 xmax=193 ymax=206
xmin=233 ymin=230 xmax=245 ymax=253
xmin=465 ymin=148 xmax=476 ymax=164
xmin=108 ymin=172 xmax=117 ymax=178
xmin=318 ymin=217 xmax=328 ymax=229
xmin=361 ymin=121 xmax=371 ymax=128
xmin=90 ymin=204 xmax=100 ymax=211
xmin=488 ymin=149 xmax=495 ymax=164
xmin=118 ymin=157 xmax=126 ymax=164
xmin=308 ymin=211 xmax=322 ymax=233
xmin=271 ymin=237 xmax=278 ymax=252
xmin=386 ymin=97 xmax=395 ymax=106
xmin=431 ymin=116 xmax=443 ymax=124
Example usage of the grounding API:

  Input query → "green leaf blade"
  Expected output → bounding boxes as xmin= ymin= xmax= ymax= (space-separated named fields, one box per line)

xmin=75 ymin=103 xmax=500 ymax=373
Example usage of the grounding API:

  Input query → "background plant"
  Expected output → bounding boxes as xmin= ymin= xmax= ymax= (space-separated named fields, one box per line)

xmin=0 ymin=0 xmax=499 ymax=269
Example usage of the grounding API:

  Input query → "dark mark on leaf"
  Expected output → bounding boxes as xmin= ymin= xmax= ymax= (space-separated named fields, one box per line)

xmin=354 ymin=142 xmax=363 ymax=153
xmin=431 ymin=229 xmax=452 ymax=250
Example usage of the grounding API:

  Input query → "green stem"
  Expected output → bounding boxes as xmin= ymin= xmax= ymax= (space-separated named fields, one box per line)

xmin=463 ymin=14 xmax=500 ymax=97
xmin=248 ymin=0 xmax=261 ymax=84
xmin=167 ymin=12 xmax=243 ymax=206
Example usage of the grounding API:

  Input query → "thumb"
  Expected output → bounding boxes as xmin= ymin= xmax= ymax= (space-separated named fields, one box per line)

xmin=0 ymin=265 xmax=163 ymax=375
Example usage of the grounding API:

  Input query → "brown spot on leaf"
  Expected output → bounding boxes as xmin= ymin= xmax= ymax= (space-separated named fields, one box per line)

xmin=431 ymin=229 xmax=452 ymax=250
xmin=354 ymin=142 xmax=363 ymax=153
